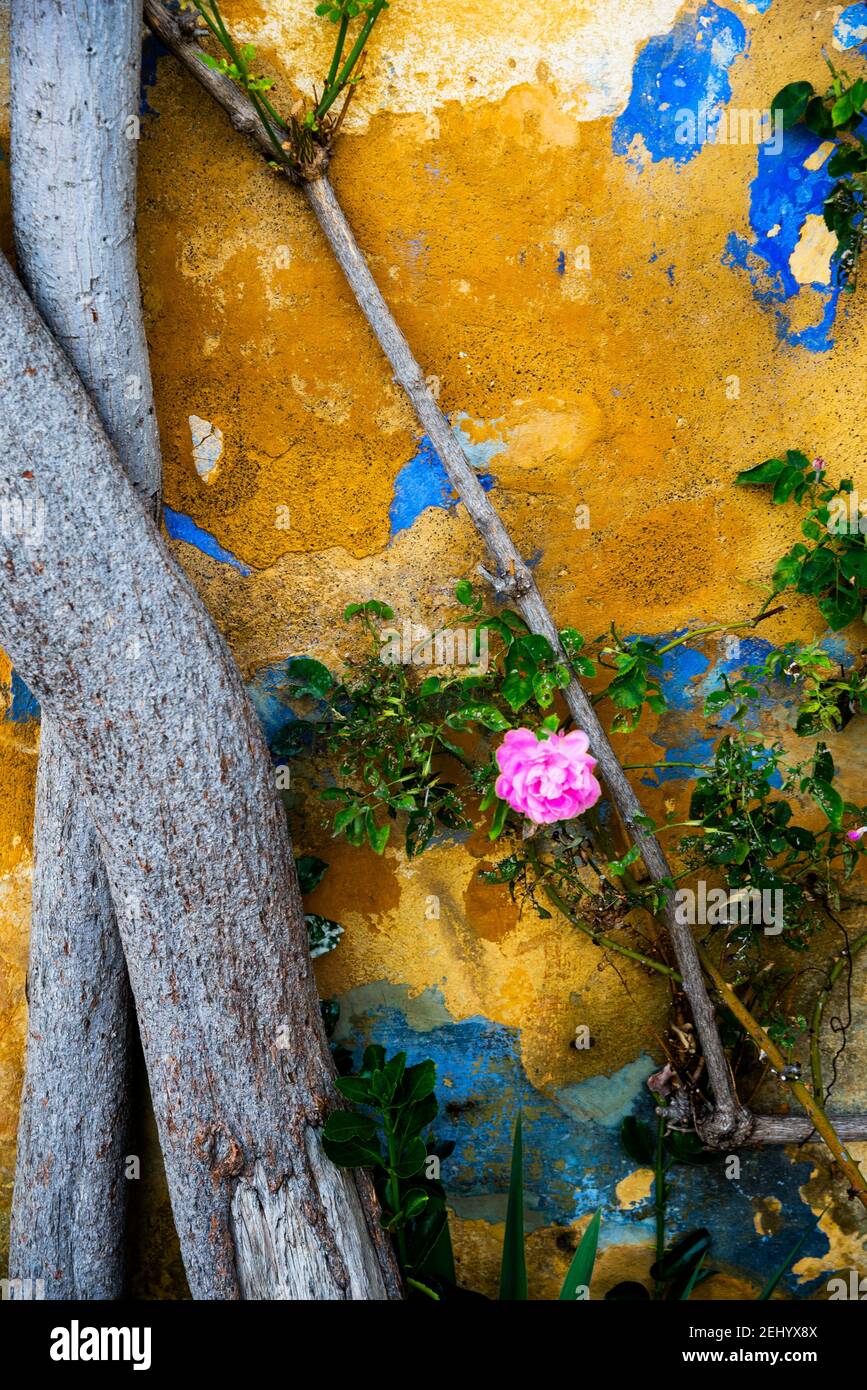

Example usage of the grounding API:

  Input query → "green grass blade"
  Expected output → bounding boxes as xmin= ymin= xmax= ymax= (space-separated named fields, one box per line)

xmin=679 ymin=1254 xmax=706 ymax=1301
xmin=558 ymin=1208 xmax=601 ymax=1300
xmin=499 ymin=1113 xmax=528 ymax=1300
xmin=757 ymin=1224 xmax=814 ymax=1301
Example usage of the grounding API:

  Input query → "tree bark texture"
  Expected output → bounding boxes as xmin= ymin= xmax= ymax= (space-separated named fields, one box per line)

xmin=8 ymin=0 xmax=161 ymax=1298
xmin=0 ymin=251 xmax=401 ymax=1300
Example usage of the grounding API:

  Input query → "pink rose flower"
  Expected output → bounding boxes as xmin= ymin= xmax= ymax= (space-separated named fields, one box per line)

xmin=494 ymin=727 xmax=602 ymax=824
xmin=847 ymin=826 xmax=867 ymax=842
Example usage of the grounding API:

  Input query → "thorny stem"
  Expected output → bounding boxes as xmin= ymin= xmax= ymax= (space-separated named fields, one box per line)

xmin=525 ymin=841 xmax=680 ymax=980
xmin=655 ymin=605 xmax=786 ymax=657
xmin=809 ymin=930 xmax=867 ymax=1100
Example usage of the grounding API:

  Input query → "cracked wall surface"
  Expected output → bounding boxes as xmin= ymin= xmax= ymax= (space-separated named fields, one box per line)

xmin=1 ymin=0 xmax=867 ymax=1298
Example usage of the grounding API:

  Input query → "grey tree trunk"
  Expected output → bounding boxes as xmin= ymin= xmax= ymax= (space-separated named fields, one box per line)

xmin=7 ymin=0 xmax=160 ymax=1298
xmin=0 ymin=252 xmax=401 ymax=1300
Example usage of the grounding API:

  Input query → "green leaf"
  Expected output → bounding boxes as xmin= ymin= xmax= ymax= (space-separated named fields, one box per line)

xmin=370 ymin=1051 xmax=406 ymax=1105
xmin=818 ymin=587 xmax=861 ymax=631
xmin=607 ymin=845 xmax=642 ymax=877
xmin=455 ymin=578 xmax=474 ymax=606
xmin=620 ymin=1115 xmax=655 ymax=1166
xmin=407 ymin=1200 xmax=451 ymax=1277
xmin=323 ymin=1111 xmax=377 ymax=1144
xmin=401 ymin=1058 xmax=437 ymax=1104
xmin=489 ymin=797 xmax=510 ymax=841
xmin=283 ymin=656 xmax=335 ymax=699
xmin=811 ymin=776 xmax=843 ymax=828
xmin=651 ymin=1229 xmax=712 ymax=1286
xmin=804 ymin=95 xmax=834 ymax=137
xmin=501 ymin=671 xmax=534 ymax=712
xmin=403 ymin=1188 xmax=430 ymax=1221
xmin=772 ymin=467 xmax=802 ymax=505
xmin=334 ymin=1075 xmax=374 ymax=1104
xmin=734 ymin=457 xmax=786 ymax=486
xmin=832 ymin=89 xmax=855 ymax=126
xmin=322 ymin=1134 xmax=383 ymax=1168
xmin=362 ymin=1043 xmax=387 ymax=1072
xmin=393 ymin=1136 xmax=427 ymax=1179
xmin=296 ymin=854 xmax=328 ymax=895
xmin=367 ymin=818 xmax=390 ymax=854
xmin=499 ymin=1114 xmax=528 ymax=1300
xmin=828 ymin=145 xmax=867 ymax=178
xmin=343 ymin=599 xmax=395 ymax=622
xmin=664 ymin=1130 xmax=716 ymax=1165
xmin=533 ymin=670 xmax=555 ymax=707
xmin=333 ymin=803 xmax=362 ymax=834
xmin=558 ymin=1209 xmax=601 ymax=1300
xmin=771 ymin=80 xmax=813 ymax=128
xmin=306 ymin=913 xmax=343 ymax=959
xmin=559 ymin=627 xmax=585 ymax=656
xmin=447 ymin=702 xmax=511 ymax=732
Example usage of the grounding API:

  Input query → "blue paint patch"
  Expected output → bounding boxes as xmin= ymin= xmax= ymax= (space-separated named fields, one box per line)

xmin=724 ymin=123 xmax=844 ymax=351
xmin=140 ymin=33 xmax=167 ymax=117
xmin=163 ymin=505 xmax=252 ymax=575
xmin=612 ymin=3 xmax=748 ymax=168
xmin=835 ymin=3 xmax=867 ymax=50
xmin=4 ymin=670 xmax=40 ymax=724
xmin=555 ymin=249 xmax=567 ymax=275
xmin=389 ymin=420 xmax=502 ymax=537
xmin=641 ymin=739 xmax=716 ymax=786
xmin=333 ymin=984 xmax=828 ymax=1292
xmin=247 ymin=658 xmax=323 ymax=747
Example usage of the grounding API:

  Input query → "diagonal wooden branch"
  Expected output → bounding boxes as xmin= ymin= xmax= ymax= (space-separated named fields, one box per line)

xmin=142 ymin=2 xmax=867 ymax=1195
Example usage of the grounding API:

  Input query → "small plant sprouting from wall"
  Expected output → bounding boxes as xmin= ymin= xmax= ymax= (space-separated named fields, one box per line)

xmin=185 ymin=0 xmax=389 ymax=174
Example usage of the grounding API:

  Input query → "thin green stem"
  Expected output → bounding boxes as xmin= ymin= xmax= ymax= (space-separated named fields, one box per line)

xmin=525 ymin=842 xmax=680 ymax=980
xmin=200 ymin=0 xmax=286 ymax=157
xmin=324 ymin=12 xmax=350 ymax=95
xmin=385 ymin=1124 xmax=408 ymax=1268
xmin=315 ymin=1 xmax=385 ymax=119
xmin=622 ymin=761 xmax=709 ymax=771
xmin=653 ymin=1112 xmax=667 ymax=1299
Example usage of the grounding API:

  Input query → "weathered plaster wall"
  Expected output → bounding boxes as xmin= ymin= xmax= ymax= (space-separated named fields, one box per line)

xmin=2 ymin=0 xmax=867 ymax=1297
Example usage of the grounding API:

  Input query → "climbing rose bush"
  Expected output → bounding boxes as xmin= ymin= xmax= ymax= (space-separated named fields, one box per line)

xmin=494 ymin=727 xmax=602 ymax=825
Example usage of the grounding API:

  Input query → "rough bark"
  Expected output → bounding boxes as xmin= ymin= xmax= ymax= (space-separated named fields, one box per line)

xmin=0 ymin=252 xmax=401 ymax=1300
xmin=7 ymin=0 xmax=160 ymax=1298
